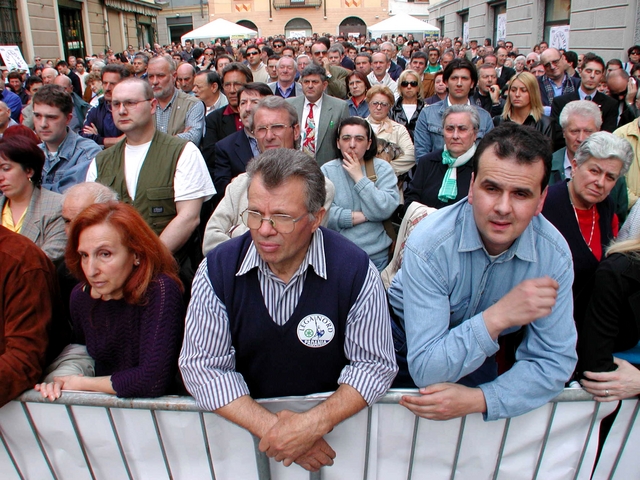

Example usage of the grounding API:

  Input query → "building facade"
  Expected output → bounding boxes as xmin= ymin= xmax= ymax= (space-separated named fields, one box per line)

xmin=428 ymin=0 xmax=640 ymax=61
xmin=157 ymin=0 xmax=433 ymax=44
xmin=1 ymin=0 xmax=161 ymax=64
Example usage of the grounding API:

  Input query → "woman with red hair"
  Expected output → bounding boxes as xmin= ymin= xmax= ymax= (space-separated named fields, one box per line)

xmin=35 ymin=202 xmax=185 ymax=399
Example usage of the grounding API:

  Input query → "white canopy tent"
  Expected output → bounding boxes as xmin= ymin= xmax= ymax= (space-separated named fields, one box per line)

xmin=181 ymin=18 xmax=258 ymax=43
xmin=367 ymin=13 xmax=440 ymax=37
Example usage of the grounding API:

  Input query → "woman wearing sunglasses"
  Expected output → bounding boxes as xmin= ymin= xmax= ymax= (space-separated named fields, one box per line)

xmin=390 ymin=69 xmax=424 ymax=142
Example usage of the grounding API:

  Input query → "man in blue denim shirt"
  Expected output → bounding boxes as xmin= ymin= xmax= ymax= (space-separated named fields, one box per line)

xmin=33 ymin=85 xmax=102 ymax=193
xmin=389 ymin=124 xmax=577 ymax=421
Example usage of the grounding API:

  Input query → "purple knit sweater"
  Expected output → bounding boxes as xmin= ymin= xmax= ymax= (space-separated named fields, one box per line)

xmin=70 ymin=274 xmax=185 ymax=398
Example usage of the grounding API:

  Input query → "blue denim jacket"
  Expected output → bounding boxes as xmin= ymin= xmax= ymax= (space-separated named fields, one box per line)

xmin=388 ymin=199 xmax=577 ymax=421
xmin=413 ymin=97 xmax=494 ymax=160
xmin=40 ymin=128 xmax=103 ymax=193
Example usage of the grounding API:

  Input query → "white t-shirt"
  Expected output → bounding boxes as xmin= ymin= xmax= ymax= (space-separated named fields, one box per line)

xmin=86 ymin=140 xmax=215 ymax=202
xmin=402 ymin=103 xmax=417 ymax=121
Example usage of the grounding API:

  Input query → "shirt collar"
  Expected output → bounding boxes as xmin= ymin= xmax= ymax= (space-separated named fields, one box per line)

xmin=457 ymin=200 xmax=538 ymax=262
xmin=237 ymin=228 xmax=327 ymax=280
xmin=304 ymin=95 xmax=323 ymax=110
xmin=159 ymin=88 xmax=179 ymax=112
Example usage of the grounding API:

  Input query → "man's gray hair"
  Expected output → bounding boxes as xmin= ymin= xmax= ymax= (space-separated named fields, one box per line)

xmin=328 ymin=44 xmax=343 ymax=55
xmin=574 ymin=131 xmax=634 ymax=176
xmin=246 ymin=148 xmax=326 ymax=215
xmin=133 ymin=54 xmax=148 ymax=65
xmin=442 ymin=104 xmax=480 ymax=131
xmin=251 ymin=96 xmax=299 ymax=128
xmin=149 ymin=55 xmax=176 ymax=73
xmin=62 ymin=182 xmax=119 ymax=204
xmin=277 ymin=56 xmax=297 ymax=71
xmin=559 ymin=100 xmax=603 ymax=130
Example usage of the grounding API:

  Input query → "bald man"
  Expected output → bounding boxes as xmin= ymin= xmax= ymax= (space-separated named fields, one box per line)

xmin=53 ymin=75 xmax=90 ymax=133
xmin=0 ymin=101 xmax=18 ymax=137
xmin=41 ymin=67 xmax=58 ymax=85
xmin=176 ymin=62 xmax=196 ymax=95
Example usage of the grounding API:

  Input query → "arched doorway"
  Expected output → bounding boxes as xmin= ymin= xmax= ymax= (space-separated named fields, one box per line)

xmin=237 ymin=19 xmax=258 ymax=35
xmin=339 ymin=17 xmax=366 ymax=38
xmin=285 ymin=18 xmax=312 ymax=38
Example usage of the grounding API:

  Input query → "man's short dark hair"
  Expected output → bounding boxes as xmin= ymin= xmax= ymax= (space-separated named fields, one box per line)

xmin=282 ymin=46 xmax=296 ymax=56
xmin=261 ymin=46 xmax=274 ymax=57
xmin=195 ymin=69 xmax=222 ymax=89
xmin=221 ymin=62 xmax=253 ymax=83
xmin=272 ymin=39 xmax=285 ymax=48
xmin=473 ymin=123 xmax=553 ymax=191
xmin=428 ymin=47 xmax=440 ymax=55
xmin=7 ymin=71 xmax=21 ymax=81
xmin=313 ymin=37 xmax=331 ymax=50
xmin=355 ymin=52 xmax=372 ymax=63
xmin=56 ymin=60 xmax=68 ymax=69
xmin=563 ymin=50 xmax=578 ymax=68
xmin=237 ymin=82 xmax=273 ymax=99
xmin=32 ymin=84 xmax=74 ymax=116
xmin=410 ymin=51 xmax=428 ymax=63
xmin=581 ymin=52 xmax=605 ymax=71
xmin=26 ymin=76 xmax=43 ymax=90
xmin=102 ymin=63 xmax=130 ymax=80
xmin=442 ymin=58 xmax=478 ymax=87
xmin=300 ymin=63 xmax=328 ymax=82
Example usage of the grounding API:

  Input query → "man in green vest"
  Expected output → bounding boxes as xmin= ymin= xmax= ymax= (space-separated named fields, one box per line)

xmin=148 ymin=56 xmax=205 ymax=147
xmin=85 ymin=78 xmax=215 ymax=291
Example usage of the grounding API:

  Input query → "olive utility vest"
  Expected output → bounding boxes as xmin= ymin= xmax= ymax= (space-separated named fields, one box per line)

xmin=95 ymin=131 xmax=188 ymax=236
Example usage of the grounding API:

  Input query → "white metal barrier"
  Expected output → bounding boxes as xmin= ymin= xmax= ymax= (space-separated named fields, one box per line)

xmin=0 ymin=388 xmax=637 ymax=480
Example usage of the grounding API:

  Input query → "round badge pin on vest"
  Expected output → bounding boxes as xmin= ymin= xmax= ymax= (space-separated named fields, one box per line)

xmin=297 ymin=314 xmax=335 ymax=348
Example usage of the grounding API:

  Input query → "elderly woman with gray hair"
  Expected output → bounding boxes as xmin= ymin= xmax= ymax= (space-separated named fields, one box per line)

xmin=404 ymin=104 xmax=479 ymax=210
xmin=542 ymin=131 xmax=634 ymax=327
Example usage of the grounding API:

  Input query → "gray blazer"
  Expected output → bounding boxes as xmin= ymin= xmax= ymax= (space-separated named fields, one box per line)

xmin=0 ymin=187 xmax=66 ymax=262
xmin=287 ymin=93 xmax=350 ymax=166
xmin=267 ymin=81 xmax=304 ymax=98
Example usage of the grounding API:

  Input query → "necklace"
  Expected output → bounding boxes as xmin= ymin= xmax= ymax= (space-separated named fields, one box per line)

xmin=568 ymin=185 xmax=596 ymax=250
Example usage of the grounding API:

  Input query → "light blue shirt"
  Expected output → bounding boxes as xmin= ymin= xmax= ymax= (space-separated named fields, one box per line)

xmin=40 ymin=128 xmax=103 ymax=193
xmin=388 ymin=199 xmax=577 ymax=421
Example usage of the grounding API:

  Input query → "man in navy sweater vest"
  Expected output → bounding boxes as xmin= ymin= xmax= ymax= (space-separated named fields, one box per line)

xmin=180 ymin=148 xmax=397 ymax=472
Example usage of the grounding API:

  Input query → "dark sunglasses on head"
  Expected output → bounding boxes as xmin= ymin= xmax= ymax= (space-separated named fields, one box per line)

xmin=401 ymin=81 xmax=419 ymax=87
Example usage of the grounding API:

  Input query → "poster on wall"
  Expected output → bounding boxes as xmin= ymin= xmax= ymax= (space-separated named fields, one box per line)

xmin=497 ymin=14 xmax=507 ymax=42
xmin=463 ymin=22 xmax=469 ymax=44
xmin=0 ymin=46 xmax=29 ymax=71
xmin=288 ymin=30 xmax=307 ymax=38
xmin=550 ymin=25 xmax=570 ymax=50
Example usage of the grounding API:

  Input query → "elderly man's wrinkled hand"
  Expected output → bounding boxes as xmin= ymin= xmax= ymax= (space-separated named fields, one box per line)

xmin=258 ymin=409 xmax=327 ymax=467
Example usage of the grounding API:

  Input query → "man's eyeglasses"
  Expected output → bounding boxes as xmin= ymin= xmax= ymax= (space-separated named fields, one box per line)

xmin=253 ymin=124 xmax=293 ymax=138
xmin=543 ymin=58 xmax=561 ymax=69
xmin=400 ymin=81 xmax=419 ymax=87
xmin=246 ymin=51 xmax=260 ymax=57
xmin=241 ymin=209 xmax=307 ymax=234
xmin=313 ymin=50 xmax=328 ymax=56
xmin=112 ymin=99 xmax=151 ymax=109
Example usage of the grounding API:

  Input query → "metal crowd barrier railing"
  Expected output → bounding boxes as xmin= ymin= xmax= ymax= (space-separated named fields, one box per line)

xmin=0 ymin=387 xmax=637 ymax=480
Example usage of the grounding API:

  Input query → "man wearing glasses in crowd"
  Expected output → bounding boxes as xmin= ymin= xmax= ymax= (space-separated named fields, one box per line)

xmin=310 ymin=37 xmax=349 ymax=99
xmin=537 ymin=47 xmax=580 ymax=112
xmin=244 ymin=44 xmax=270 ymax=83
xmin=182 ymin=146 xmax=396 ymax=473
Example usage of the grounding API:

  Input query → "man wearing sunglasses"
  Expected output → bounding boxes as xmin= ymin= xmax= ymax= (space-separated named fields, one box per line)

xmin=183 ymin=147 xmax=396 ymax=473
xmin=244 ymin=44 xmax=270 ymax=83
xmin=537 ymin=47 xmax=580 ymax=111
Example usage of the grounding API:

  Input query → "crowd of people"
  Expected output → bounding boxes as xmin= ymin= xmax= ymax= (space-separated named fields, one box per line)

xmin=2 ymin=31 xmax=640 ymax=471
